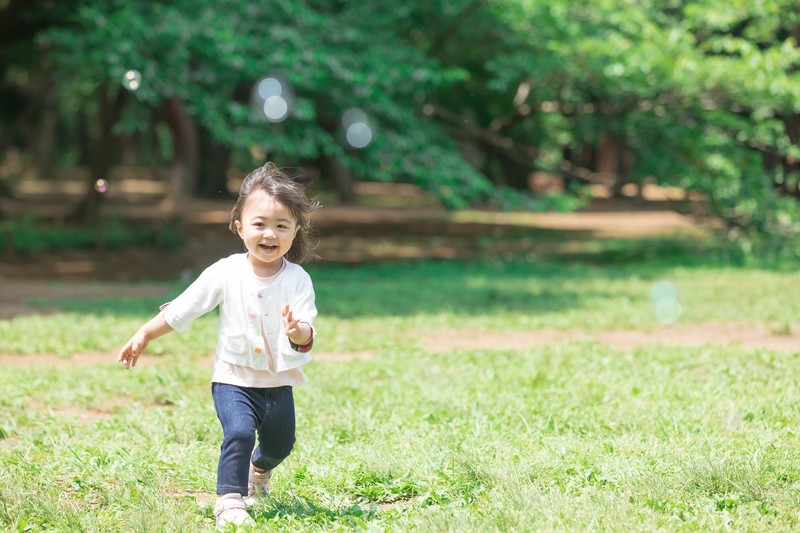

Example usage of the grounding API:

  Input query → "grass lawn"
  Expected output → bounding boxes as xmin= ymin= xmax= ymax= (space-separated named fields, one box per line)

xmin=2 ymin=250 xmax=800 ymax=531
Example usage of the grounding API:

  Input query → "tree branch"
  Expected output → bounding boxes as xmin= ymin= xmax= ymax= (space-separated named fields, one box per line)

xmin=427 ymin=103 xmax=616 ymax=184
xmin=488 ymin=81 xmax=534 ymax=133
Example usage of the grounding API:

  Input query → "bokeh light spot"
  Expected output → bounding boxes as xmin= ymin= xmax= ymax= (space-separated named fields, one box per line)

xmin=651 ymin=280 xmax=677 ymax=304
xmin=651 ymin=280 xmax=682 ymax=324
xmin=94 ymin=179 xmax=108 ymax=193
xmin=655 ymin=300 xmax=683 ymax=324
xmin=341 ymin=108 xmax=373 ymax=148
xmin=342 ymin=108 xmax=368 ymax=128
xmin=257 ymin=77 xmax=283 ymax=99
xmin=252 ymin=75 xmax=292 ymax=122
xmin=346 ymin=122 xmax=372 ymax=149
xmin=263 ymin=96 xmax=289 ymax=122
xmin=122 ymin=70 xmax=141 ymax=91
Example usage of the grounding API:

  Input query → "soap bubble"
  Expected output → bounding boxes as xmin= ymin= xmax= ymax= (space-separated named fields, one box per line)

xmin=651 ymin=280 xmax=677 ymax=304
xmin=122 ymin=70 xmax=141 ymax=91
xmin=342 ymin=108 xmax=368 ymax=129
xmin=651 ymin=280 xmax=682 ymax=324
xmin=251 ymin=75 xmax=292 ymax=123
xmin=346 ymin=122 xmax=372 ymax=149
xmin=342 ymin=108 xmax=372 ymax=149
xmin=257 ymin=77 xmax=283 ymax=100
xmin=655 ymin=300 xmax=683 ymax=324
xmin=263 ymin=95 xmax=289 ymax=122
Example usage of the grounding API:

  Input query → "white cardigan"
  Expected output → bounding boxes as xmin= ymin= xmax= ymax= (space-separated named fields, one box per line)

xmin=162 ymin=253 xmax=317 ymax=372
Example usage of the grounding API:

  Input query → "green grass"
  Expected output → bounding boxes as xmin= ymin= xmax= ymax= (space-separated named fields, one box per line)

xmin=2 ymin=254 xmax=800 ymax=531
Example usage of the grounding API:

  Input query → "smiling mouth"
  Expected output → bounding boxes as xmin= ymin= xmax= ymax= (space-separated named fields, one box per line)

xmin=259 ymin=243 xmax=278 ymax=251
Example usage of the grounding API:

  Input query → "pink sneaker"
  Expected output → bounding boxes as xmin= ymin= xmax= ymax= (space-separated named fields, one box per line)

xmin=248 ymin=464 xmax=272 ymax=500
xmin=214 ymin=494 xmax=254 ymax=527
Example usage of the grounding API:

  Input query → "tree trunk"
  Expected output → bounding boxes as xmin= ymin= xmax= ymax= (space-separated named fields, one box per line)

xmin=599 ymin=133 xmax=637 ymax=198
xmin=160 ymin=97 xmax=198 ymax=211
xmin=70 ymin=83 xmax=126 ymax=225
xmin=316 ymin=109 xmax=357 ymax=203
xmin=0 ymin=76 xmax=48 ymax=162
xmin=195 ymin=125 xmax=232 ymax=198
xmin=496 ymin=150 xmax=532 ymax=190
xmin=598 ymin=133 xmax=622 ymax=196
xmin=146 ymin=108 xmax=166 ymax=180
xmin=34 ymin=76 xmax=58 ymax=180
xmin=120 ymin=132 xmax=140 ymax=167
xmin=76 ymin=103 xmax=91 ymax=166
xmin=318 ymin=152 xmax=357 ymax=204
xmin=561 ymin=145 xmax=577 ymax=191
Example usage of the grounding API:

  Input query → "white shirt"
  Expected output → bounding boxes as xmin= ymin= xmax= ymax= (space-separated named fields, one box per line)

xmin=161 ymin=253 xmax=317 ymax=387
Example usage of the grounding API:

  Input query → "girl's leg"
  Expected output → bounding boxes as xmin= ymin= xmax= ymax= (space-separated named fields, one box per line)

xmin=212 ymin=383 xmax=261 ymax=496
xmin=252 ymin=386 xmax=296 ymax=472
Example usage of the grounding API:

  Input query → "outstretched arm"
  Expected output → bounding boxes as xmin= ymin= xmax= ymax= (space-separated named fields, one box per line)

xmin=118 ymin=314 xmax=174 ymax=369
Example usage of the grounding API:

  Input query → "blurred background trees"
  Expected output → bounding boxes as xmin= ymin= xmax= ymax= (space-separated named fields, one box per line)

xmin=1 ymin=0 xmax=799 ymax=251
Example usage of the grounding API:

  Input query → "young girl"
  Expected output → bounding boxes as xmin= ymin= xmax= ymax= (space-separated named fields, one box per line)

xmin=118 ymin=162 xmax=320 ymax=527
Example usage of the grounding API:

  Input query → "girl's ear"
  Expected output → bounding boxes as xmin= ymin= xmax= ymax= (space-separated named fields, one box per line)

xmin=234 ymin=220 xmax=243 ymax=238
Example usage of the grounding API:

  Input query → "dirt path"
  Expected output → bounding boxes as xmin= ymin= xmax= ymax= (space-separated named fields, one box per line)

xmin=429 ymin=324 xmax=800 ymax=354
xmin=2 ymin=321 xmax=797 ymax=369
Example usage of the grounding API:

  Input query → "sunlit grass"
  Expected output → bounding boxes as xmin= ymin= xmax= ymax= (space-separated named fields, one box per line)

xmin=4 ymin=257 xmax=800 ymax=355
xmin=2 ymin=255 xmax=800 ymax=530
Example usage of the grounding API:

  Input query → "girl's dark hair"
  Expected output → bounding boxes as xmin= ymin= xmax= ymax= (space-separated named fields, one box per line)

xmin=230 ymin=162 xmax=321 ymax=263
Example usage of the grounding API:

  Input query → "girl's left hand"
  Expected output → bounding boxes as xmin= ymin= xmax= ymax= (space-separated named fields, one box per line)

xmin=282 ymin=304 xmax=310 ymax=345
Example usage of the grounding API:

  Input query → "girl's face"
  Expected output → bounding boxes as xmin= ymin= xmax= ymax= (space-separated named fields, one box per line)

xmin=235 ymin=189 xmax=298 ymax=276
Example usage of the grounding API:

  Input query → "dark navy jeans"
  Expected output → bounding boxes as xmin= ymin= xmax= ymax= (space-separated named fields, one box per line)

xmin=211 ymin=383 xmax=296 ymax=496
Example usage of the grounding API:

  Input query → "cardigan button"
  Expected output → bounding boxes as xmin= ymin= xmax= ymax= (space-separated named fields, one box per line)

xmin=257 ymin=292 xmax=263 ymax=299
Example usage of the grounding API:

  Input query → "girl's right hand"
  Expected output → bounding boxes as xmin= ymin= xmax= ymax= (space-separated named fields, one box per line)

xmin=117 ymin=314 xmax=173 ymax=370
xmin=118 ymin=332 xmax=149 ymax=369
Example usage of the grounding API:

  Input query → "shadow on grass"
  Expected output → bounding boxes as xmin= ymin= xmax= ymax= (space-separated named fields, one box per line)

xmin=15 ymin=235 xmax=797 ymax=320
xmin=25 ymin=294 xmax=184 ymax=317
xmin=20 ymin=260 xmax=604 ymax=320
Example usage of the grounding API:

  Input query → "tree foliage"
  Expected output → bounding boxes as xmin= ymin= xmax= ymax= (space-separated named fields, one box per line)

xmin=1 ymin=0 xmax=799 ymax=249
xmin=39 ymin=0 xmax=497 ymax=207
xmin=440 ymin=0 xmax=800 ymax=249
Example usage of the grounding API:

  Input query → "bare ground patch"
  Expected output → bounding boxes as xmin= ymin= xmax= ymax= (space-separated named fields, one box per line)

xmin=426 ymin=323 xmax=800 ymax=354
xmin=313 ymin=350 xmax=375 ymax=361
xmin=2 ymin=322 xmax=798 ymax=371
